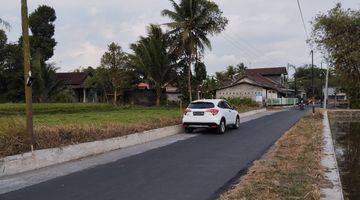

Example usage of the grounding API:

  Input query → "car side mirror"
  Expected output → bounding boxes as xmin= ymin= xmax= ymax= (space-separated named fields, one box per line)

xmin=232 ymin=106 xmax=237 ymax=110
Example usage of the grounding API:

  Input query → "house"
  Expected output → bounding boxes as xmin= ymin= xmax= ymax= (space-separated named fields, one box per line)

xmin=165 ymin=85 xmax=181 ymax=103
xmin=56 ymin=72 xmax=91 ymax=102
xmin=323 ymin=87 xmax=348 ymax=107
xmin=215 ymin=67 xmax=288 ymax=103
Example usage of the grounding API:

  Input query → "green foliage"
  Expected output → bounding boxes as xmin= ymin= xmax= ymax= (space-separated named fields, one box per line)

xmin=293 ymin=64 xmax=328 ymax=98
xmin=225 ymin=97 xmax=258 ymax=108
xmin=0 ymin=103 xmax=117 ymax=115
xmin=194 ymin=61 xmax=207 ymax=83
xmin=100 ymin=42 xmax=132 ymax=104
xmin=0 ymin=5 xmax=60 ymax=103
xmin=130 ymin=25 xmax=177 ymax=106
xmin=162 ymin=0 xmax=228 ymax=100
xmin=50 ymin=87 xmax=76 ymax=103
xmin=28 ymin=5 xmax=57 ymax=61
xmin=201 ymin=76 xmax=219 ymax=98
xmin=312 ymin=3 xmax=360 ymax=108
xmin=215 ymin=62 xmax=247 ymax=87
xmin=0 ymin=42 xmax=24 ymax=102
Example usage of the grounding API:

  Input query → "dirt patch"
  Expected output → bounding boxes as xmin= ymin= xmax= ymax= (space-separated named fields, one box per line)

xmin=219 ymin=112 xmax=325 ymax=200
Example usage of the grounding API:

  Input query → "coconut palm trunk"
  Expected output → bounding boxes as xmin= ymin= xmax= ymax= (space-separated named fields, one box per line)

xmin=155 ymin=86 xmax=162 ymax=106
xmin=187 ymin=58 xmax=192 ymax=101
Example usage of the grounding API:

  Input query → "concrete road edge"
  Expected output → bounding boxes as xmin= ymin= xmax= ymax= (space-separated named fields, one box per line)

xmin=0 ymin=108 xmax=267 ymax=177
xmin=320 ymin=111 xmax=344 ymax=200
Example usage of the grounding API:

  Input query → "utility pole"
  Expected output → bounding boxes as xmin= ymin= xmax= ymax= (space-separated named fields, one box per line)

xmin=324 ymin=64 xmax=329 ymax=109
xmin=311 ymin=50 xmax=315 ymax=114
xmin=21 ymin=0 xmax=35 ymax=149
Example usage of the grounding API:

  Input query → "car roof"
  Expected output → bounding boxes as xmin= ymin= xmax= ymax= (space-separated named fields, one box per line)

xmin=191 ymin=99 xmax=225 ymax=104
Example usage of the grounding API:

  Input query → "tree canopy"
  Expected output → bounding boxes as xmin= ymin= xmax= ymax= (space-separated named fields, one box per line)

xmin=130 ymin=25 xmax=177 ymax=106
xmin=100 ymin=42 xmax=132 ymax=104
xmin=312 ymin=3 xmax=360 ymax=108
xmin=162 ymin=0 xmax=228 ymax=101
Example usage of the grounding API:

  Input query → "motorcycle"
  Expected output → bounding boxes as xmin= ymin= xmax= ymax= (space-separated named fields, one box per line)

xmin=298 ymin=102 xmax=305 ymax=110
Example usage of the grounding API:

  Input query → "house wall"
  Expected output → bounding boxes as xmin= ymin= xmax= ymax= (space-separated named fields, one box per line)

xmin=216 ymin=83 xmax=279 ymax=103
xmin=216 ymin=84 xmax=263 ymax=101
xmin=167 ymin=93 xmax=181 ymax=102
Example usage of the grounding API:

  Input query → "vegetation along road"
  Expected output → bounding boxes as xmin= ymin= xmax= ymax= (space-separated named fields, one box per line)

xmin=0 ymin=108 xmax=307 ymax=200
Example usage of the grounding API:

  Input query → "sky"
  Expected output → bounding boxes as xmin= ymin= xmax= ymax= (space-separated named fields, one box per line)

xmin=1 ymin=0 xmax=359 ymax=75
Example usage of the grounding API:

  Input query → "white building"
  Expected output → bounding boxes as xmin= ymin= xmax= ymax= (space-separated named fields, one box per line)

xmin=216 ymin=67 xmax=288 ymax=103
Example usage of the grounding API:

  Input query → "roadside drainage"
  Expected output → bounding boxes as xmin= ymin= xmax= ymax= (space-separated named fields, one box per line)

xmin=328 ymin=110 xmax=360 ymax=200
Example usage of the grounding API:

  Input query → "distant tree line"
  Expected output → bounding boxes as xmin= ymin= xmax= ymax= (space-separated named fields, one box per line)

xmin=0 ymin=0 xmax=229 ymax=106
xmin=0 ymin=5 xmax=64 ymax=103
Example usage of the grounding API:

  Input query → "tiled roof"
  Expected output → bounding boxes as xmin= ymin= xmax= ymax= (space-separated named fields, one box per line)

xmin=217 ymin=67 xmax=287 ymax=93
xmin=56 ymin=72 xmax=88 ymax=88
xmin=246 ymin=67 xmax=287 ymax=76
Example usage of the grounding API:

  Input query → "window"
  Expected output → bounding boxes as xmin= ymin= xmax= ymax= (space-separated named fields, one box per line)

xmin=218 ymin=101 xmax=231 ymax=109
xmin=188 ymin=102 xmax=215 ymax=109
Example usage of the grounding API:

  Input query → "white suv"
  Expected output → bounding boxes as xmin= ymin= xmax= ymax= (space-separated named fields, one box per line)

xmin=182 ymin=99 xmax=240 ymax=134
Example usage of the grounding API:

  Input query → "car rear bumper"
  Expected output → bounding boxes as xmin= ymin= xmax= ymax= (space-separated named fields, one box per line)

xmin=182 ymin=122 xmax=219 ymax=128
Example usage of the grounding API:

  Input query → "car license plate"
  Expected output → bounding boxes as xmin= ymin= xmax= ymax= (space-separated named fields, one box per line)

xmin=193 ymin=112 xmax=204 ymax=116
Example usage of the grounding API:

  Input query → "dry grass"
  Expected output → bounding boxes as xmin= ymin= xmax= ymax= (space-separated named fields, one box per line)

xmin=220 ymin=112 xmax=325 ymax=200
xmin=0 ymin=117 xmax=180 ymax=158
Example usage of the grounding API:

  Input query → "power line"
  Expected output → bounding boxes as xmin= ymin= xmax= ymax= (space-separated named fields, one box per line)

xmin=223 ymin=32 xmax=291 ymax=67
xmin=296 ymin=0 xmax=309 ymax=40
xmin=221 ymin=34 xmax=279 ymax=67
xmin=219 ymin=35 xmax=253 ymax=65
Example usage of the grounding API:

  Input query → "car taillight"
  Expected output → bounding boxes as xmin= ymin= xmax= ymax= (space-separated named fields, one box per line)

xmin=206 ymin=108 xmax=219 ymax=116
xmin=184 ymin=108 xmax=192 ymax=115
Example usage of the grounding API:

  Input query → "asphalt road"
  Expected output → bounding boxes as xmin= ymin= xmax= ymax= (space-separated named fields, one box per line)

xmin=1 ymin=109 xmax=307 ymax=200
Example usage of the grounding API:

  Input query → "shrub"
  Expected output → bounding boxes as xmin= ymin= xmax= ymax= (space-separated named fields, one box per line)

xmin=0 ymin=116 xmax=31 ymax=157
xmin=225 ymin=97 xmax=258 ymax=108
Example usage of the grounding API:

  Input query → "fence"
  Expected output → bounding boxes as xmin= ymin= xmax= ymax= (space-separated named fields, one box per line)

xmin=266 ymin=98 xmax=298 ymax=106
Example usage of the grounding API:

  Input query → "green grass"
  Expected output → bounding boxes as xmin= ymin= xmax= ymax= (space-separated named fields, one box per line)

xmin=0 ymin=103 xmax=181 ymax=126
xmin=0 ymin=103 xmax=182 ymax=157
xmin=34 ymin=107 xmax=181 ymax=126
xmin=0 ymin=103 xmax=119 ymax=115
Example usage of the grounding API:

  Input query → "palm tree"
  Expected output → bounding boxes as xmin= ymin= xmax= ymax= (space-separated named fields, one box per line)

xmin=162 ymin=0 xmax=227 ymax=101
xmin=130 ymin=25 xmax=177 ymax=106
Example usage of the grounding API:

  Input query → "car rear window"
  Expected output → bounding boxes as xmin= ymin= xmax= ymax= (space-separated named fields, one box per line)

xmin=188 ymin=102 xmax=215 ymax=109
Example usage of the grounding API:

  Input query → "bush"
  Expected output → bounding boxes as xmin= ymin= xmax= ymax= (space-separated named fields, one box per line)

xmin=0 ymin=116 xmax=31 ymax=157
xmin=225 ymin=97 xmax=259 ymax=107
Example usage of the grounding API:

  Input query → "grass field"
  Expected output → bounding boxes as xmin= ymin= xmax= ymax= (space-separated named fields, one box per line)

xmin=0 ymin=102 xmax=259 ymax=157
xmin=0 ymin=103 xmax=182 ymax=157
xmin=0 ymin=103 xmax=181 ymax=126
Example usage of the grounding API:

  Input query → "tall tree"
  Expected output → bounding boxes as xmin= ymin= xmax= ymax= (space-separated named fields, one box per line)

xmin=293 ymin=65 xmax=328 ymax=98
xmin=28 ymin=5 xmax=57 ymax=61
xmin=101 ymin=42 xmax=130 ymax=105
xmin=312 ymin=3 xmax=360 ymax=108
xmin=162 ymin=0 xmax=228 ymax=101
xmin=130 ymin=25 xmax=177 ymax=106
xmin=27 ymin=5 xmax=57 ymax=101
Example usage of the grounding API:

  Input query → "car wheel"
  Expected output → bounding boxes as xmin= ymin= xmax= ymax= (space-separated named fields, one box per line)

xmin=233 ymin=116 xmax=240 ymax=129
xmin=217 ymin=119 xmax=226 ymax=134
xmin=185 ymin=127 xmax=193 ymax=133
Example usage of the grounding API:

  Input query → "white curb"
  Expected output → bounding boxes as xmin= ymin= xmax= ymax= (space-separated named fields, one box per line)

xmin=0 ymin=125 xmax=183 ymax=177
xmin=0 ymin=108 xmax=267 ymax=178
xmin=321 ymin=111 xmax=344 ymax=200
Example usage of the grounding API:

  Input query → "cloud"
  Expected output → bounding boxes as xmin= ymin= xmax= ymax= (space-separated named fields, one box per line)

xmin=2 ymin=0 xmax=359 ymax=74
